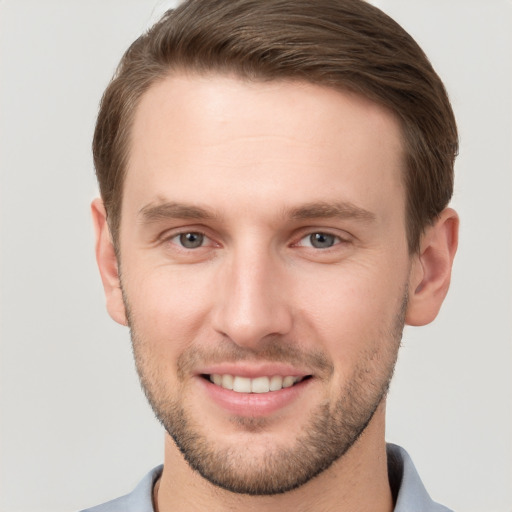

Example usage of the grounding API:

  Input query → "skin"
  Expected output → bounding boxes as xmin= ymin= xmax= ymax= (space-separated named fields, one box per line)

xmin=93 ymin=73 xmax=458 ymax=512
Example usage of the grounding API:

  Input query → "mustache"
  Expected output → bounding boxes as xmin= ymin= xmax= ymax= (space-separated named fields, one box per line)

xmin=175 ymin=338 xmax=334 ymax=380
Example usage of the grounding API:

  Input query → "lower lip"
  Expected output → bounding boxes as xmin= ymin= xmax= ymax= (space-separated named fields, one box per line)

xmin=198 ymin=377 xmax=311 ymax=417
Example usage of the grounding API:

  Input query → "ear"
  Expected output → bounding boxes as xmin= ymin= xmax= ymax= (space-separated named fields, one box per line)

xmin=91 ymin=198 xmax=128 ymax=326
xmin=406 ymin=208 xmax=459 ymax=326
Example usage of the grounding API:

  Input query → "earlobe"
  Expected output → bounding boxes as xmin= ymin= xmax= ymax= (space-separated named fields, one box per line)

xmin=91 ymin=198 xmax=128 ymax=326
xmin=405 ymin=208 xmax=459 ymax=326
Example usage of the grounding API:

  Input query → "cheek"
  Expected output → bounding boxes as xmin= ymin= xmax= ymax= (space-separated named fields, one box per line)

xmin=123 ymin=264 xmax=215 ymax=350
xmin=294 ymin=260 xmax=407 ymax=357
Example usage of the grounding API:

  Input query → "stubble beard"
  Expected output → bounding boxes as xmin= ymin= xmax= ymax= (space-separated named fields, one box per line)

xmin=126 ymin=293 xmax=407 ymax=496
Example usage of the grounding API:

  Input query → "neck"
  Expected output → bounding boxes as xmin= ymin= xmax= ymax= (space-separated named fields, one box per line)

xmin=155 ymin=404 xmax=393 ymax=512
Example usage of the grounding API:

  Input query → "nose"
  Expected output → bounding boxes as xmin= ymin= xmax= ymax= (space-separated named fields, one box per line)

xmin=212 ymin=246 xmax=293 ymax=349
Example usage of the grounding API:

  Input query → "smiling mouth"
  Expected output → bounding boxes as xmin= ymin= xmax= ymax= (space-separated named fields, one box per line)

xmin=204 ymin=374 xmax=311 ymax=394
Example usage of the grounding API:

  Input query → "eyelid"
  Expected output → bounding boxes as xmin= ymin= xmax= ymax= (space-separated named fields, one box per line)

xmin=173 ymin=231 xmax=211 ymax=246
xmin=157 ymin=226 xmax=217 ymax=247
xmin=297 ymin=234 xmax=339 ymax=249
xmin=293 ymin=229 xmax=352 ymax=247
xmin=154 ymin=225 xmax=352 ymax=250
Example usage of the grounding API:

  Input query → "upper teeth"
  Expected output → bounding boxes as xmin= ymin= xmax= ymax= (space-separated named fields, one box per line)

xmin=209 ymin=374 xmax=303 ymax=393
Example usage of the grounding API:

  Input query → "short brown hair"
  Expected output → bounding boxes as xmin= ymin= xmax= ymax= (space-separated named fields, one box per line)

xmin=93 ymin=0 xmax=458 ymax=253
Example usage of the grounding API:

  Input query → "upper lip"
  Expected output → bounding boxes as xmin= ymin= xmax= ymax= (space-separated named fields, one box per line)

xmin=197 ymin=363 xmax=311 ymax=379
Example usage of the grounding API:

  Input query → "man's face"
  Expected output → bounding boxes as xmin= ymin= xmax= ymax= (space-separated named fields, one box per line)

xmin=117 ymin=74 xmax=412 ymax=494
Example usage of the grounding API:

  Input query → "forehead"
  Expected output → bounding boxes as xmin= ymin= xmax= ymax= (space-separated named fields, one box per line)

xmin=124 ymin=73 xmax=405 ymax=225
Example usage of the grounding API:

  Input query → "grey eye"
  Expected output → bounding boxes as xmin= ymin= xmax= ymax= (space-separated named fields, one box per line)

xmin=309 ymin=233 xmax=337 ymax=249
xmin=179 ymin=232 xmax=204 ymax=248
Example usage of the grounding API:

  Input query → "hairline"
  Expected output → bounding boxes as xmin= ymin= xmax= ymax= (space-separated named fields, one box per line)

xmin=110 ymin=68 xmax=417 ymax=254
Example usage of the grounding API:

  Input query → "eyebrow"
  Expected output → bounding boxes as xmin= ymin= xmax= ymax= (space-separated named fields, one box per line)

xmin=138 ymin=201 xmax=217 ymax=223
xmin=287 ymin=201 xmax=376 ymax=222
xmin=137 ymin=200 xmax=376 ymax=224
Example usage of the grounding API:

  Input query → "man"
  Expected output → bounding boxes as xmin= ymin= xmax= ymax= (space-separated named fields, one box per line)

xmin=84 ymin=0 xmax=459 ymax=510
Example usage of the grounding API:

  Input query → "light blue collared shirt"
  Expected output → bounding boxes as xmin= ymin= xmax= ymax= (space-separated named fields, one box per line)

xmin=80 ymin=444 xmax=453 ymax=512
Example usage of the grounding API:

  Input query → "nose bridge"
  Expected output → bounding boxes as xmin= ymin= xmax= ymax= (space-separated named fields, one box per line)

xmin=213 ymin=240 xmax=292 ymax=347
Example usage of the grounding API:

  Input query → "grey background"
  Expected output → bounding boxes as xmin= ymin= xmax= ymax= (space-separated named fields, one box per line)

xmin=0 ymin=1 xmax=511 ymax=511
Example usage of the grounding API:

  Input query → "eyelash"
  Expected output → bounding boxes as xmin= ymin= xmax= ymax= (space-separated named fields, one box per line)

xmin=295 ymin=232 xmax=347 ymax=249
xmin=163 ymin=230 xmax=349 ymax=251
xmin=167 ymin=231 xmax=213 ymax=249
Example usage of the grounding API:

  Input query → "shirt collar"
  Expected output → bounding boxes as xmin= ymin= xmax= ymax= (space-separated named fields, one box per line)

xmin=387 ymin=443 xmax=453 ymax=512
xmin=82 ymin=444 xmax=452 ymax=511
